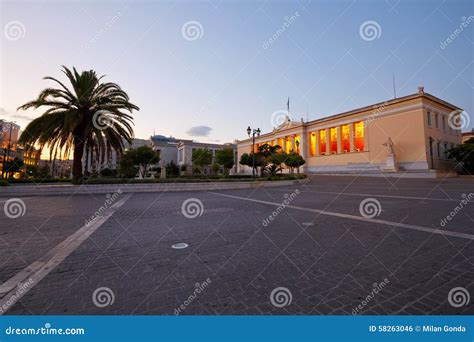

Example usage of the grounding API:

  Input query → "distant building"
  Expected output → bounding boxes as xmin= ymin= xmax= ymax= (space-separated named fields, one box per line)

xmin=150 ymin=135 xmax=184 ymax=165
xmin=177 ymin=141 xmax=237 ymax=175
xmin=0 ymin=120 xmax=40 ymax=178
xmin=462 ymin=129 xmax=474 ymax=143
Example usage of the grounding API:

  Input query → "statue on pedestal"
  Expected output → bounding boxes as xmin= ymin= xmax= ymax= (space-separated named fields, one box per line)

xmin=382 ymin=137 xmax=397 ymax=171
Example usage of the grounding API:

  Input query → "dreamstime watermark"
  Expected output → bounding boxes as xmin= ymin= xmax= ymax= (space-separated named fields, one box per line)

xmin=3 ymin=21 xmax=26 ymax=41
xmin=439 ymin=193 xmax=473 ymax=227
xmin=262 ymin=190 xmax=300 ymax=227
xmin=270 ymin=109 xmax=292 ymax=128
xmin=269 ymin=287 xmax=292 ymax=308
xmin=364 ymin=101 xmax=388 ymax=127
xmin=359 ymin=20 xmax=382 ymax=41
xmin=352 ymin=278 xmax=390 ymax=315
xmin=92 ymin=287 xmax=115 ymax=308
xmin=181 ymin=21 xmax=204 ymax=41
xmin=359 ymin=198 xmax=382 ymax=219
xmin=84 ymin=11 xmax=122 ymax=50
xmin=181 ymin=198 xmax=204 ymax=218
xmin=440 ymin=16 xmax=474 ymax=50
xmin=447 ymin=110 xmax=471 ymax=131
xmin=447 ymin=287 xmax=470 ymax=308
xmin=174 ymin=278 xmax=212 ymax=315
xmin=262 ymin=11 xmax=300 ymax=49
xmin=85 ymin=190 xmax=122 ymax=226
xmin=0 ymin=278 xmax=34 ymax=314
xmin=4 ymin=323 xmax=85 ymax=336
xmin=3 ymin=198 xmax=26 ymax=219
xmin=92 ymin=110 xmax=114 ymax=130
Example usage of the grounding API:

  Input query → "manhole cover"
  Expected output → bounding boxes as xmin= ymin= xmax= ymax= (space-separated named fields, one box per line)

xmin=172 ymin=243 xmax=189 ymax=249
xmin=302 ymin=222 xmax=314 ymax=226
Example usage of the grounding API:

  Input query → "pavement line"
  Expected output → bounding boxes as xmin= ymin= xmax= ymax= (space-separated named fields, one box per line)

xmin=0 ymin=194 xmax=132 ymax=315
xmin=209 ymin=192 xmax=474 ymax=241
xmin=268 ymin=188 xmax=472 ymax=203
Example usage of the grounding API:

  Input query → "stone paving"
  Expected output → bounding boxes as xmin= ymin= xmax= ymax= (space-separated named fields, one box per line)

xmin=0 ymin=176 xmax=473 ymax=315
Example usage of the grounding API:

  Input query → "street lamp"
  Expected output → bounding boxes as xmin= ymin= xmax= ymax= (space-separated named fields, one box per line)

xmin=247 ymin=126 xmax=261 ymax=177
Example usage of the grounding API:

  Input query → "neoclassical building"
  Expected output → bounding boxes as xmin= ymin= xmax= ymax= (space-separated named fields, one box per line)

xmin=237 ymin=88 xmax=463 ymax=174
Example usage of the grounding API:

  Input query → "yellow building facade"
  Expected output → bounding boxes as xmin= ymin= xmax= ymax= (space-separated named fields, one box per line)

xmin=237 ymin=89 xmax=463 ymax=174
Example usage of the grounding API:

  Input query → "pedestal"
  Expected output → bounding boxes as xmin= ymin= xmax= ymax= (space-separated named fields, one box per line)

xmin=384 ymin=153 xmax=398 ymax=171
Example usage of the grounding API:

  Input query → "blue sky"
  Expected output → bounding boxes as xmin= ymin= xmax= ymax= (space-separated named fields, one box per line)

xmin=1 ymin=0 xmax=473 ymax=144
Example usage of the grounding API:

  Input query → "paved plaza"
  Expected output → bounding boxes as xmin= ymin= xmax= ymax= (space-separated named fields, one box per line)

xmin=0 ymin=176 xmax=473 ymax=315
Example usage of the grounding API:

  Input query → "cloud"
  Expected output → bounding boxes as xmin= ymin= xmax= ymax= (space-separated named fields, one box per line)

xmin=186 ymin=125 xmax=213 ymax=137
xmin=0 ymin=107 xmax=33 ymax=121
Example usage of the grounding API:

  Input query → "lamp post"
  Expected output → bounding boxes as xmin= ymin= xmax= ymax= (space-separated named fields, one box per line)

xmin=247 ymin=126 xmax=261 ymax=177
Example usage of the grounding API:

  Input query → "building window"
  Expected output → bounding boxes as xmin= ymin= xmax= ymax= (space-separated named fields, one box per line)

xmin=427 ymin=111 xmax=432 ymax=126
xmin=437 ymin=141 xmax=440 ymax=158
xmin=319 ymin=130 xmax=326 ymax=155
xmin=330 ymin=127 xmax=338 ymax=154
xmin=444 ymin=142 xmax=448 ymax=158
xmin=442 ymin=116 xmax=446 ymax=131
xmin=354 ymin=121 xmax=364 ymax=151
xmin=435 ymin=113 xmax=439 ymax=128
xmin=341 ymin=124 xmax=350 ymax=152
xmin=294 ymin=135 xmax=301 ymax=154
xmin=285 ymin=137 xmax=292 ymax=152
xmin=277 ymin=137 xmax=284 ymax=150
xmin=309 ymin=132 xmax=316 ymax=156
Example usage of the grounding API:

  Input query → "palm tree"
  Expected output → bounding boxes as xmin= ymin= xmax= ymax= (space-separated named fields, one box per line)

xmin=18 ymin=66 xmax=139 ymax=182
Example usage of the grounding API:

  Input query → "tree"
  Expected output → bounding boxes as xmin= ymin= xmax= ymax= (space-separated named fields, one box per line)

xmin=3 ymin=158 xmax=24 ymax=178
xmin=131 ymin=146 xmax=160 ymax=178
xmin=269 ymin=152 xmax=288 ymax=174
xmin=239 ymin=152 xmax=266 ymax=176
xmin=17 ymin=66 xmax=139 ymax=183
xmin=448 ymin=138 xmax=474 ymax=174
xmin=118 ymin=151 xmax=138 ymax=178
xmin=258 ymin=143 xmax=281 ymax=157
xmin=285 ymin=152 xmax=305 ymax=174
xmin=215 ymin=148 xmax=235 ymax=176
xmin=166 ymin=160 xmax=180 ymax=177
xmin=239 ymin=153 xmax=252 ymax=168
xmin=192 ymin=148 xmax=213 ymax=173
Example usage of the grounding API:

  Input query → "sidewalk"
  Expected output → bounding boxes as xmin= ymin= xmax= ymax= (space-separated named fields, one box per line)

xmin=0 ymin=180 xmax=298 ymax=196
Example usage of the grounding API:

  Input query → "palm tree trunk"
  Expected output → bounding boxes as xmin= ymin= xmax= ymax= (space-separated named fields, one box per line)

xmin=73 ymin=137 xmax=85 ymax=183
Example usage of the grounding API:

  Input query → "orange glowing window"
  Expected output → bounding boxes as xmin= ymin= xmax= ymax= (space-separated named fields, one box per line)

xmin=286 ymin=137 xmax=292 ymax=152
xmin=277 ymin=137 xmax=284 ymax=151
xmin=341 ymin=124 xmax=350 ymax=152
xmin=354 ymin=121 xmax=364 ymax=152
xmin=319 ymin=130 xmax=326 ymax=154
xmin=330 ymin=127 xmax=338 ymax=153
xmin=309 ymin=132 xmax=316 ymax=156
xmin=294 ymin=135 xmax=301 ymax=154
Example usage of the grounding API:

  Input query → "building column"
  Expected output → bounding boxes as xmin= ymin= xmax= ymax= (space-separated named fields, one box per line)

xmin=363 ymin=127 xmax=369 ymax=151
xmin=315 ymin=131 xmax=320 ymax=156
xmin=300 ymin=132 xmax=307 ymax=159
xmin=349 ymin=123 xmax=355 ymax=152
xmin=325 ymin=128 xmax=330 ymax=155
xmin=336 ymin=126 xmax=342 ymax=154
xmin=281 ymin=136 xmax=286 ymax=152
xmin=290 ymin=135 xmax=295 ymax=153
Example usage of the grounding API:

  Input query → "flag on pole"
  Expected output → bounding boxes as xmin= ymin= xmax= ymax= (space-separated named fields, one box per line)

xmin=287 ymin=97 xmax=290 ymax=113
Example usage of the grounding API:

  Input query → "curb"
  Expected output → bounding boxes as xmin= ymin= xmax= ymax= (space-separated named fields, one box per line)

xmin=0 ymin=180 xmax=299 ymax=197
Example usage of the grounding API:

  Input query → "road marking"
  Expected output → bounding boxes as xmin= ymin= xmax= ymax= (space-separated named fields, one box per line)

xmin=0 ymin=194 xmax=132 ymax=315
xmin=210 ymin=192 xmax=474 ymax=241
xmin=269 ymin=188 xmax=472 ymax=203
